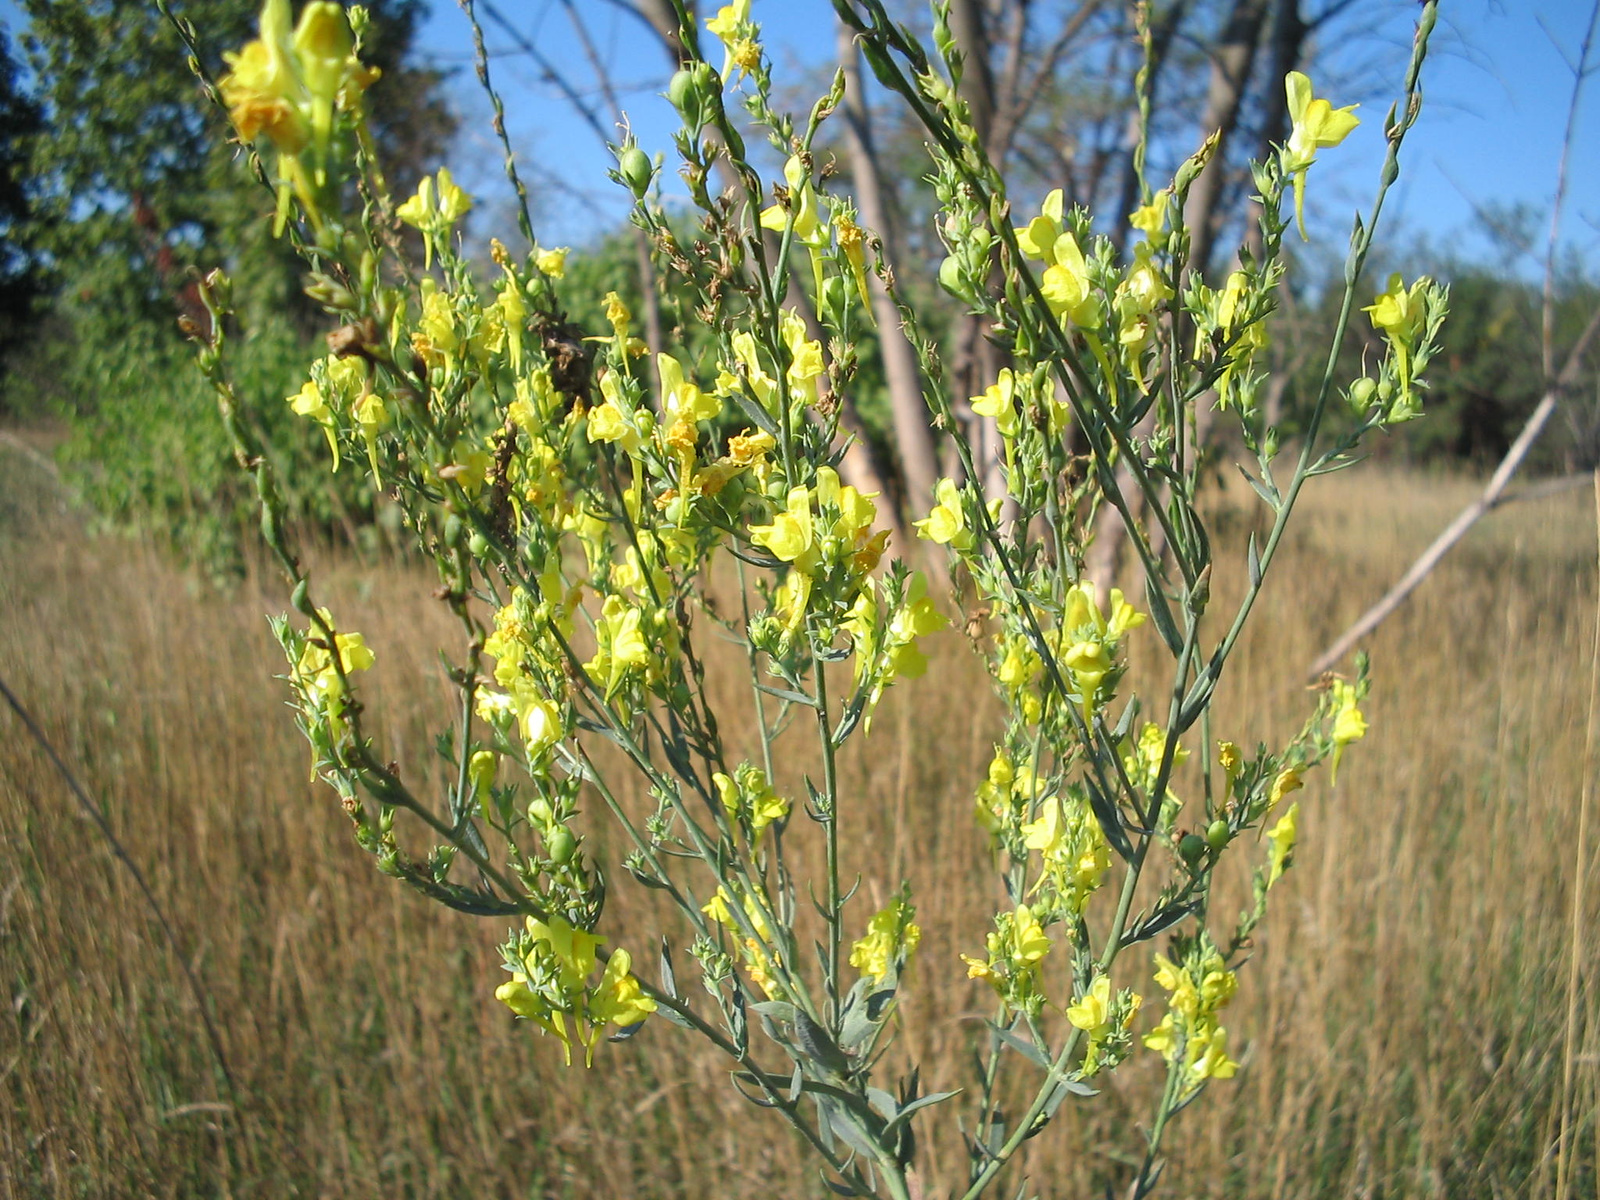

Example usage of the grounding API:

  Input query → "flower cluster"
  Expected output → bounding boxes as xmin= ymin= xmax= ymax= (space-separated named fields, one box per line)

xmin=1144 ymin=935 xmax=1240 ymax=1096
xmin=495 ymin=916 xmax=656 ymax=1066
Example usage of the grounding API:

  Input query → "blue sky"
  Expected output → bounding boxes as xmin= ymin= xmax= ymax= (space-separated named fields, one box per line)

xmin=3 ymin=0 xmax=1596 ymax=272
xmin=407 ymin=0 xmax=1600 ymax=270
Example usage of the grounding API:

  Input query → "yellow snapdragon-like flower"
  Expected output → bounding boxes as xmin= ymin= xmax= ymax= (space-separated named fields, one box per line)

xmin=1005 ymin=903 xmax=1050 ymax=968
xmin=715 ymin=764 xmax=790 ymax=837
xmin=397 ymin=169 xmax=472 ymax=268
xmin=915 ymin=478 xmax=974 ymax=551
xmin=1364 ymin=273 xmax=1431 ymax=401
xmin=586 ymin=948 xmax=657 ymax=1034
xmin=535 ymin=246 xmax=570 ymax=278
xmin=1329 ymin=678 xmax=1367 ymax=782
xmin=1129 ymin=187 xmax=1170 ymax=239
xmin=970 ymin=368 xmax=1019 ymax=437
xmin=288 ymin=377 xmax=340 ymax=467
xmin=750 ymin=485 xmax=815 ymax=567
xmin=706 ymin=0 xmax=760 ymax=82
xmin=1282 ymin=71 xmax=1359 ymax=239
xmin=849 ymin=895 xmax=921 ymax=983
xmin=760 ymin=156 xmax=828 ymax=247
xmin=295 ymin=619 xmax=374 ymax=706
xmin=1066 ymin=974 xmax=1113 ymax=1041
xmin=1266 ymin=801 xmax=1299 ymax=886
xmin=219 ymin=0 xmax=378 ymax=232
xmin=585 ymin=595 xmax=650 ymax=699
xmin=1060 ymin=582 xmax=1146 ymax=722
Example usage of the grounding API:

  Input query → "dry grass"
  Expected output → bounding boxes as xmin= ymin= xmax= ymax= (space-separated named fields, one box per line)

xmin=2 ymin=434 xmax=1597 ymax=1199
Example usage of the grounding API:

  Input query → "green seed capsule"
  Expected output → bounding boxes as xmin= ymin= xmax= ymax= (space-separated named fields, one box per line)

xmin=619 ymin=146 xmax=654 ymax=198
xmin=667 ymin=68 xmax=703 ymax=125
xmin=468 ymin=532 xmax=490 ymax=559
xmin=1206 ymin=819 xmax=1230 ymax=851
xmin=545 ymin=825 xmax=577 ymax=865
xmin=1179 ymin=834 xmax=1207 ymax=866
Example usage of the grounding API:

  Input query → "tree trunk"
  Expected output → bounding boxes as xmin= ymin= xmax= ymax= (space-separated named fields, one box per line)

xmin=838 ymin=22 xmax=938 ymax=520
xmin=1180 ymin=0 xmax=1271 ymax=283
xmin=1242 ymin=0 xmax=1307 ymax=266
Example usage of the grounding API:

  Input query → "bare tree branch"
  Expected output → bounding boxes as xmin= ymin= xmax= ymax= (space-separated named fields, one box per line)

xmin=1310 ymin=0 xmax=1600 ymax=678
xmin=1307 ymin=304 xmax=1600 ymax=679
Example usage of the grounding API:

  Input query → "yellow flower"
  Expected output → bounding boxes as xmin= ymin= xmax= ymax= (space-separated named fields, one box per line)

xmin=760 ymin=156 xmax=828 ymax=246
xmin=1188 ymin=1024 xmax=1238 ymax=1081
xmin=1040 ymin=232 xmax=1102 ymax=328
xmin=1269 ymin=766 xmax=1302 ymax=809
xmin=397 ymin=169 xmax=472 ymax=267
xmin=848 ymin=896 xmax=921 ymax=983
xmin=587 ymin=948 xmax=656 ymax=1030
xmin=219 ymin=0 xmax=305 ymax=151
xmin=706 ymin=0 xmax=758 ymax=81
xmin=525 ymin=914 xmax=604 ymax=991
xmin=1282 ymin=71 xmax=1359 ymax=239
xmin=536 ymin=246 xmax=570 ymax=278
xmin=659 ymin=353 xmax=722 ymax=425
xmin=1363 ymin=273 xmax=1430 ymax=399
xmin=702 ymin=884 xmax=771 ymax=942
xmin=1218 ymin=741 xmax=1242 ymax=780
xmin=1329 ymin=678 xmax=1367 ymax=782
xmin=750 ymin=486 xmax=815 ymax=566
xmin=1129 ymin=188 xmax=1170 ymax=238
xmin=288 ymin=378 xmax=340 ymax=466
xmin=1007 ymin=903 xmax=1051 ymax=969
xmin=295 ymin=624 xmax=374 ymax=706
xmin=834 ymin=211 xmax=872 ymax=309
xmin=1267 ymin=801 xmax=1298 ymax=886
xmin=1066 ymin=974 xmax=1113 ymax=1042
xmin=914 ymin=478 xmax=974 ymax=550
xmin=970 ymin=368 xmax=1018 ymax=436
xmin=716 ymin=765 xmax=790 ymax=837
xmin=1015 ymin=188 xmax=1065 ymax=261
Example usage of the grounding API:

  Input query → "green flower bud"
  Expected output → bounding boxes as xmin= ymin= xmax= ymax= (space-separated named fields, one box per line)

xmin=291 ymin=578 xmax=314 ymax=616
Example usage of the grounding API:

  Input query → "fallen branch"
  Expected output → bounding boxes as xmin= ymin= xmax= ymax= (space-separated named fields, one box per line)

xmin=1308 ymin=303 xmax=1600 ymax=678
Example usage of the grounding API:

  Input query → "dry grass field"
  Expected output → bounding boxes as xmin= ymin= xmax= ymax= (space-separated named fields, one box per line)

xmin=2 ymin=427 xmax=1597 ymax=1199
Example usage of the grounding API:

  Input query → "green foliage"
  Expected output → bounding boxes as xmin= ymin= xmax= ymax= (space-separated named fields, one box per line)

xmin=0 ymin=24 xmax=45 ymax=373
xmin=54 ymin=309 xmax=383 ymax=579
xmin=1288 ymin=259 xmax=1599 ymax=471
xmin=7 ymin=0 xmax=451 ymax=568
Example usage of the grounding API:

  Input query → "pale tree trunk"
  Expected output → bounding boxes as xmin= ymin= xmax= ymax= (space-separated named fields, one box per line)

xmin=617 ymin=0 xmax=898 ymax=507
xmin=1109 ymin=0 xmax=1191 ymax=257
xmin=1242 ymin=0 xmax=1307 ymax=266
xmin=1091 ymin=0 xmax=1272 ymax=596
xmin=1308 ymin=306 xmax=1600 ymax=677
xmin=1181 ymin=0 xmax=1271 ymax=283
xmin=947 ymin=0 xmax=1005 ymax=500
xmin=838 ymin=22 xmax=938 ymax=520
